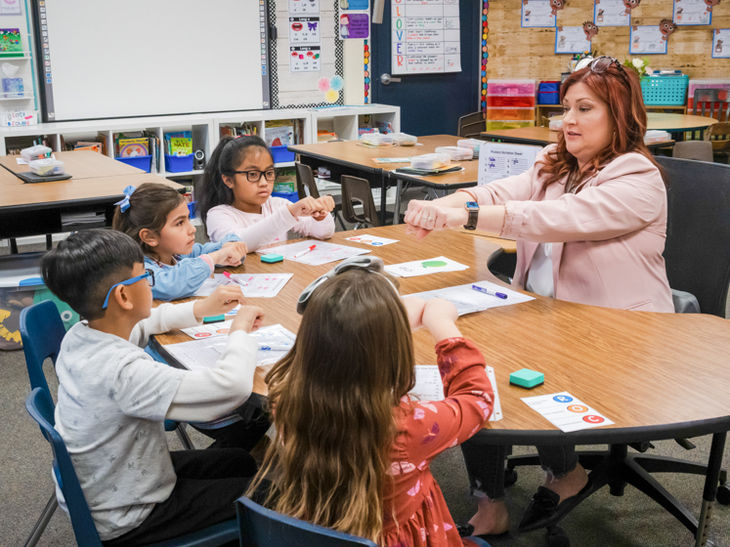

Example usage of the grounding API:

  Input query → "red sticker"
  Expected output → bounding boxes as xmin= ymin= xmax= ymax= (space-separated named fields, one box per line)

xmin=194 ymin=332 xmax=211 ymax=338
xmin=583 ymin=415 xmax=604 ymax=424
xmin=292 ymin=22 xmax=303 ymax=31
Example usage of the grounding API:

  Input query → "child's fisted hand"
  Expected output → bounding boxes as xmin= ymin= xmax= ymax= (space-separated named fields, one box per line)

xmin=230 ymin=305 xmax=265 ymax=333
xmin=311 ymin=195 xmax=335 ymax=221
xmin=210 ymin=242 xmax=247 ymax=266
xmin=193 ymin=285 xmax=244 ymax=321
xmin=222 ymin=241 xmax=248 ymax=258
xmin=401 ymin=296 xmax=426 ymax=330
xmin=288 ymin=197 xmax=320 ymax=219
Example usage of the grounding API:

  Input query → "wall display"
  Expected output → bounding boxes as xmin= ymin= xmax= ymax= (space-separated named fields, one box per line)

xmin=290 ymin=46 xmax=322 ymax=71
xmin=290 ymin=0 xmax=320 ymax=15
xmin=521 ymin=0 xmax=557 ymax=28
xmin=0 ymin=0 xmax=22 ymax=16
xmin=289 ymin=17 xmax=322 ymax=44
xmin=555 ymin=25 xmax=592 ymax=53
xmin=593 ymin=0 xmax=631 ymax=26
xmin=391 ymin=0 xmax=461 ymax=75
xmin=339 ymin=12 xmax=370 ymax=39
xmin=712 ymin=28 xmax=730 ymax=58
xmin=630 ymin=24 xmax=669 ymax=54
xmin=340 ymin=0 xmax=369 ymax=8
xmin=672 ymin=0 xmax=712 ymax=26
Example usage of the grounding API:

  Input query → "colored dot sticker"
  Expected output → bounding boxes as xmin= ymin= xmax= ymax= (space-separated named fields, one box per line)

xmin=583 ymin=415 xmax=605 ymax=424
xmin=325 ymin=89 xmax=339 ymax=103
xmin=330 ymin=75 xmax=344 ymax=91
xmin=194 ymin=332 xmax=211 ymax=338
xmin=422 ymin=260 xmax=448 ymax=268
xmin=552 ymin=395 xmax=573 ymax=403
xmin=216 ymin=328 xmax=230 ymax=335
xmin=567 ymin=404 xmax=589 ymax=413
xmin=317 ymin=77 xmax=330 ymax=92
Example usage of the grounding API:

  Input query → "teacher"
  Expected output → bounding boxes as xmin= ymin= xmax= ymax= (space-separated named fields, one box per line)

xmin=404 ymin=57 xmax=674 ymax=536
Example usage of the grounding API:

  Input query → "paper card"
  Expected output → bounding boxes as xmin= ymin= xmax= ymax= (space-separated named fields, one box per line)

xmin=257 ymin=240 xmax=370 ymax=266
xmin=289 ymin=0 xmax=320 ymax=15
xmin=407 ymin=280 xmax=534 ymax=315
xmin=289 ymin=17 xmax=321 ymax=45
xmin=410 ymin=365 xmax=503 ymax=421
xmin=341 ymin=0 xmax=369 ymax=9
xmin=478 ymin=142 xmax=542 ymax=184
xmin=344 ymin=234 xmax=399 ymax=246
xmin=340 ymin=12 xmax=369 ymax=40
xmin=193 ymin=273 xmax=293 ymax=298
xmin=712 ymin=29 xmax=730 ymax=58
xmin=181 ymin=319 xmax=234 ymax=340
xmin=630 ymin=24 xmax=669 ymax=54
xmin=289 ymin=46 xmax=321 ymax=72
xmin=521 ymin=0 xmax=557 ymax=28
xmin=521 ymin=392 xmax=614 ymax=432
xmin=673 ymin=0 xmax=711 ymax=26
xmin=384 ymin=256 xmax=468 ymax=277
xmin=555 ymin=25 xmax=592 ymax=54
xmin=593 ymin=0 xmax=631 ymax=27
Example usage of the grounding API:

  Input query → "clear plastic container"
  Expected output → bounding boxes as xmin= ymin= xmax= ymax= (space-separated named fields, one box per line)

xmin=410 ymin=153 xmax=451 ymax=170
xmin=457 ymin=138 xmax=484 ymax=157
xmin=391 ymin=132 xmax=418 ymax=146
xmin=21 ymin=144 xmax=52 ymax=163
xmin=29 ymin=158 xmax=65 ymax=176
xmin=359 ymin=132 xmax=394 ymax=146
xmin=434 ymin=146 xmax=473 ymax=161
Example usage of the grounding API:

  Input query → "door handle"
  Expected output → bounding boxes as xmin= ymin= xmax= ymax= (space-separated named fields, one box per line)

xmin=380 ymin=73 xmax=402 ymax=85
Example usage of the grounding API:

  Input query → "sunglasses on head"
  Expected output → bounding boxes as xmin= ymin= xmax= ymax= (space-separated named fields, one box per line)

xmin=296 ymin=255 xmax=389 ymax=314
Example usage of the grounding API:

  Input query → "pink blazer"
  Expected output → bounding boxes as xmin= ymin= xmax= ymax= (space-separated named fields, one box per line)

xmin=472 ymin=146 xmax=674 ymax=312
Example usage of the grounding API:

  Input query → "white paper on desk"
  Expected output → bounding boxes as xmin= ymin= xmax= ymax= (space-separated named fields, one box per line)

xmin=166 ymin=324 xmax=296 ymax=370
xmin=521 ymin=391 xmax=614 ymax=433
xmin=409 ymin=365 xmax=502 ymax=422
xmin=408 ymin=280 xmax=534 ymax=315
xmin=344 ymin=234 xmax=399 ymax=246
xmin=384 ymin=256 xmax=468 ymax=278
xmin=181 ymin=320 xmax=234 ymax=340
xmin=193 ymin=273 xmax=293 ymax=298
xmin=257 ymin=240 xmax=370 ymax=266
xmin=373 ymin=157 xmax=411 ymax=164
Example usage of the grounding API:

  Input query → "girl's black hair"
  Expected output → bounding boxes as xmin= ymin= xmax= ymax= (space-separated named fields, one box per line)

xmin=196 ymin=135 xmax=271 ymax=227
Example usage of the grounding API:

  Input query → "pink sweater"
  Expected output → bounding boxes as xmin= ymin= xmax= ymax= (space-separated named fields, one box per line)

xmin=206 ymin=197 xmax=335 ymax=251
xmin=473 ymin=146 xmax=673 ymax=312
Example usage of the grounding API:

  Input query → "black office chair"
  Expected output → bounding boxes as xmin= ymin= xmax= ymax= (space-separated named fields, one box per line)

xmin=295 ymin=162 xmax=346 ymax=230
xmin=340 ymin=175 xmax=380 ymax=229
xmin=457 ymin=111 xmax=485 ymax=138
xmin=671 ymin=141 xmax=713 ymax=162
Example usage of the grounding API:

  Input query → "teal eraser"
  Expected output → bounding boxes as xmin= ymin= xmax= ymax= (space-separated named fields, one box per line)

xmin=261 ymin=253 xmax=284 ymax=263
xmin=509 ymin=368 xmax=544 ymax=389
xmin=202 ymin=314 xmax=225 ymax=323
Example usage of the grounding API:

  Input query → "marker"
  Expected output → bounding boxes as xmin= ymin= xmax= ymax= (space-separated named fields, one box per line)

xmin=223 ymin=271 xmax=248 ymax=287
xmin=472 ymin=284 xmax=508 ymax=299
xmin=292 ymin=244 xmax=316 ymax=259
xmin=258 ymin=344 xmax=292 ymax=351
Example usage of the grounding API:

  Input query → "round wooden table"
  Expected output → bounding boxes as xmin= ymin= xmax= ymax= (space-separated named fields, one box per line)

xmin=646 ymin=112 xmax=718 ymax=132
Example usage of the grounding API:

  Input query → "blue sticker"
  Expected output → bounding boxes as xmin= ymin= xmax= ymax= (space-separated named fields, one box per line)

xmin=553 ymin=395 xmax=573 ymax=403
xmin=371 ymin=241 xmax=383 ymax=246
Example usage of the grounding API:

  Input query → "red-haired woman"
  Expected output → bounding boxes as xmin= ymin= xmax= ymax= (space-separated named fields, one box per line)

xmin=404 ymin=57 xmax=673 ymax=538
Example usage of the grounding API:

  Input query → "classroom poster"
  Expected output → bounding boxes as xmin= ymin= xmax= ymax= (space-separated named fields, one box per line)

xmin=555 ymin=26 xmax=591 ymax=54
xmin=391 ymin=0 xmax=461 ymax=75
xmin=712 ymin=29 xmax=730 ymax=58
xmin=478 ymin=142 xmax=541 ymax=184
xmin=521 ymin=0 xmax=557 ymax=28
xmin=290 ymin=46 xmax=322 ymax=71
xmin=289 ymin=17 xmax=321 ymax=45
xmin=340 ymin=12 xmax=370 ymax=39
xmin=593 ymin=0 xmax=630 ymax=27
xmin=341 ymin=0 xmax=369 ymax=8
xmin=673 ymin=0 xmax=711 ymax=26
xmin=630 ymin=25 xmax=668 ymax=54
xmin=0 ymin=0 xmax=22 ymax=16
xmin=289 ymin=0 xmax=319 ymax=15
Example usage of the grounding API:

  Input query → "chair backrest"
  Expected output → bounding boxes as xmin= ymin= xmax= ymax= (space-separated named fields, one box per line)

xmin=655 ymin=156 xmax=730 ymax=317
xmin=704 ymin=121 xmax=730 ymax=152
xmin=692 ymin=88 xmax=730 ymax=122
xmin=25 ymin=388 xmax=103 ymax=546
xmin=340 ymin=175 xmax=380 ymax=227
xmin=457 ymin=111 xmax=485 ymax=138
xmin=235 ymin=496 xmax=377 ymax=547
xmin=295 ymin=162 xmax=320 ymax=200
xmin=672 ymin=140 xmax=713 ymax=162
xmin=20 ymin=300 xmax=67 ymax=396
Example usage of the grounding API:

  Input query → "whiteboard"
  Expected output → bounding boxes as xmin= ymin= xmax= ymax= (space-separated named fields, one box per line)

xmin=36 ymin=0 xmax=268 ymax=121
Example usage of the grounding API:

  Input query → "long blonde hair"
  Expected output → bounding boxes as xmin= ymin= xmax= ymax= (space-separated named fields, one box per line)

xmin=249 ymin=269 xmax=415 ymax=542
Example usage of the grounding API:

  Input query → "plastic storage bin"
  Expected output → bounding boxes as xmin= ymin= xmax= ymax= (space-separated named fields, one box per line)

xmin=434 ymin=146 xmax=473 ymax=161
xmin=270 ymin=145 xmax=296 ymax=163
xmin=486 ymin=120 xmax=534 ymax=130
xmin=21 ymin=144 xmax=52 ymax=162
xmin=29 ymin=158 xmax=65 ymax=176
xmin=640 ymin=73 xmax=689 ymax=106
xmin=116 ymin=155 xmax=152 ymax=173
xmin=271 ymin=191 xmax=298 ymax=203
xmin=487 ymin=80 xmax=536 ymax=96
xmin=487 ymin=95 xmax=535 ymax=107
xmin=410 ymin=153 xmax=450 ymax=170
xmin=187 ymin=201 xmax=197 ymax=219
xmin=538 ymin=81 xmax=560 ymax=104
xmin=486 ymin=107 xmax=534 ymax=121
xmin=164 ymin=153 xmax=194 ymax=173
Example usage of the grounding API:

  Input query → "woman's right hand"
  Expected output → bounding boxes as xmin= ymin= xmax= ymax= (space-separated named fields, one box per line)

xmin=230 ymin=305 xmax=265 ymax=333
xmin=421 ymin=298 xmax=461 ymax=342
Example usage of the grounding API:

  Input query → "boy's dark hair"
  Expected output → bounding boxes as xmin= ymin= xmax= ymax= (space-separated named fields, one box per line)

xmin=41 ymin=229 xmax=143 ymax=321
xmin=196 ymin=135 xmax=271 ymax=228
xmin=112 ymin=182 xmax=185 ymax=257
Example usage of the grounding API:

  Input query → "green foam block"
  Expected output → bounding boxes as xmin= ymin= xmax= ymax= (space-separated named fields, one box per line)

xmin=203 ymin=314 xmax=225 ymax=323
xmin=261 ymin=253 xmax=284 ymax=263
xmin=509 ymin=368 xmax=544 ymax=389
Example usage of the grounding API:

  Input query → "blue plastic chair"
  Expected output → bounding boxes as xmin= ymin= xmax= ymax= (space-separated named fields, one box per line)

xmin=25 ymin=388 xmax=238 ymax=547
xmin=235 ymin=495 xmax=378 ymax=547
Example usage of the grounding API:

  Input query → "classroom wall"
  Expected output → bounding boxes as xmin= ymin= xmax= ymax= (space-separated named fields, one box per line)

xmin=487 ymin=0 xmax=730 ymax=79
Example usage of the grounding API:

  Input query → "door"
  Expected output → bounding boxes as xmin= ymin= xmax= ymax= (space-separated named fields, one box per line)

xmin=370 ymin=0 xmax=481 ymax=136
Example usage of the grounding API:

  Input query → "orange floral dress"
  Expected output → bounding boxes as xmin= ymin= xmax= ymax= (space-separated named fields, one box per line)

xmin=382 ymin=338 xmax=494 ymax=547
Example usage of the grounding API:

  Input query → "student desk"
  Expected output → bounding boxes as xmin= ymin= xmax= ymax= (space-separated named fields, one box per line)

xmin=289 ymin=135 xmax=480 ymax=225
xmin=0 ymin=151 xmax=182 ymax=247
xmin=153 ymin=224 xmax=730 ymax=543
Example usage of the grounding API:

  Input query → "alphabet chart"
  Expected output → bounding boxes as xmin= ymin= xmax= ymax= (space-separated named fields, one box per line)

xmin=257 ymin=240 xmax=370 ymax=266
xmin=193 ymin=273 xmax=293 ymax=298
xmin=521 ymin=392 xmax=614 ymax=432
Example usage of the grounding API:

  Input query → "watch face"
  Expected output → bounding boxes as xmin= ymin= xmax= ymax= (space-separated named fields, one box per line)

xmin=465 ymin=201 xmax=479 ymax=210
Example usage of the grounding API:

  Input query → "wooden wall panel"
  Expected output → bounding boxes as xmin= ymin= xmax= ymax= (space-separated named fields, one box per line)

xmin=487 ymin=0 xmax=730 ymax=80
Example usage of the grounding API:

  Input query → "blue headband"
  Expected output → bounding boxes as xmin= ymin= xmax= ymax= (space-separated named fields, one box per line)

xmin=114 ymin=185 xmax=135 ymax=213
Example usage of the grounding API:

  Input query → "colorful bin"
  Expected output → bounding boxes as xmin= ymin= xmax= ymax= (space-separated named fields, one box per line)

xmin=116 ymin=155 xmax=152 ymax=173
xmin=640 ymin=73 xmax=689 ymax=106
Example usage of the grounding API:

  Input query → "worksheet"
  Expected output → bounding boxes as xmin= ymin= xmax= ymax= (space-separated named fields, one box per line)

xmin=344 ymin=233 xmax=399 ymax=246
xmin=257 ymin=240 xmax=370 ymax=265
xmin=410 ymin=365 xmax=503 ymax=421
xmin=384 ymin=256 xmax=468 ymax=277
xmin=408 ymin=280 xmax=534 ymax=315
xmin=521 ymin=392 xmax=614 ymax=432
xmin=193 ymin=273 xmax=293 ymax=298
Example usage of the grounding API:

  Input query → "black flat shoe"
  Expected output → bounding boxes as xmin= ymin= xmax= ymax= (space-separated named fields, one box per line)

xmin=457 ymin=523 xmax=509 ymax=540
xmin=518 ymin=479 xmax=593 ymax=532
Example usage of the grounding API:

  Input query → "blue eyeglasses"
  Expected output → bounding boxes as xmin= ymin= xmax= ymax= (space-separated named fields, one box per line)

xmin=102 ymin=270 xmax=155 ymax=310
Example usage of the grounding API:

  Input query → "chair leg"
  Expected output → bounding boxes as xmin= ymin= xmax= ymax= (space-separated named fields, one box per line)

xmin=175 ymin=424 xmax=195 ymax=450
xmin=335 ymin=211 xmax=347 ymax=231
xmin=23 ymin=492 xmax=57 ymax=547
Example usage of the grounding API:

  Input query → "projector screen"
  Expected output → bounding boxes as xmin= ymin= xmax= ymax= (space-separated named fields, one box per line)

xmin=35 ymin=0 xmax=270 ymax=121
